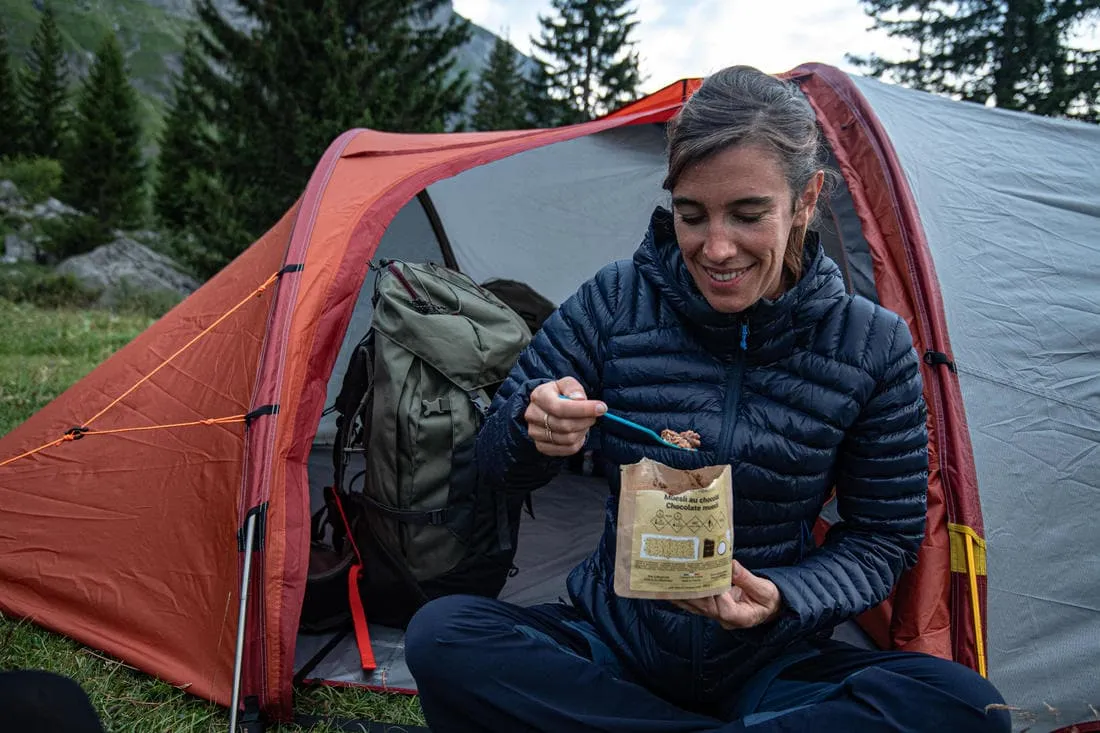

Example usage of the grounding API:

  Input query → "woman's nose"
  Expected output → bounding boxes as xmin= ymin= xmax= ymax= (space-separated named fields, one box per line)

xmin=702 ymin=223 xmax=739 ymax=260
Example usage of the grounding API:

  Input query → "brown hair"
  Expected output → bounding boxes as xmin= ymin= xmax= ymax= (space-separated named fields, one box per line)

xmin=663 ymin=65 xmax=831 ymax=284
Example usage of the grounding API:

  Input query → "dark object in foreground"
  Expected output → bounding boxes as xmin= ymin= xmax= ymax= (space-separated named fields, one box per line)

xmin=0 ymin=670 xmax=106 ymax=733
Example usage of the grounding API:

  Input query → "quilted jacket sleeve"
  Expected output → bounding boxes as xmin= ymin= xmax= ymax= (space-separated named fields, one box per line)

xmin=755 ymin=314 xmax=929 ymax=640
xmin=476 ymin=263 xmax=621 ymax=493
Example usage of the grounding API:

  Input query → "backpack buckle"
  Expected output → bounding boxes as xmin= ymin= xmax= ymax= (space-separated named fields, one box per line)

xmin=422 ymin=398 xmax=450 ymax=415
xmin=467 ymin=390 xmax=491 ymax=416
xmin=427 ymin=508 xmax=448 ymax=526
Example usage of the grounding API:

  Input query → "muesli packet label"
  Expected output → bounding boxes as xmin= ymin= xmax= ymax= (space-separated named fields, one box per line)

xmin=614 ymin=458 xmax=734 ymax=600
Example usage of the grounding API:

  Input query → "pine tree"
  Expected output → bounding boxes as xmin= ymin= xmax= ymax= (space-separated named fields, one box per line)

xmin=0 ymin=19 xmax=26 ymax=159
xmin=20 ymin=4 xmax=69 ymax=159
xmin=531 ymin=0 xmax=643 ymax=123
xmin=522 ymin=59 xmax=569 ymax=127
xmin=154 ymin=31 xmax=246 ymax=278
xmin=849 ymin=1 xmax=1100 ymax=122
xmin=61 ymin=32 xmax=146 ymax=232
xmin=155 ymin=35 xmax=214 ymax=233
xmin=170 ymin=169 xmax=253 ymax=279
xmin=472 ymin=36 xmax=529 ymax=130
xmin=193 ymin=0 xmax=473 ymax=248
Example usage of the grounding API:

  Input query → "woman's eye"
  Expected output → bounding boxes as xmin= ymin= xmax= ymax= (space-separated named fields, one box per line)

xmin=679 ymin=214 xmax=705 ymax=226
xmin=734 ymin=213 xmax=764 ymax=224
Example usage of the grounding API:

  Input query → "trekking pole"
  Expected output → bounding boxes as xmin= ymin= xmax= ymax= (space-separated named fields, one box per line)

xmin=229 ymin=511 xmax=258 ymax=732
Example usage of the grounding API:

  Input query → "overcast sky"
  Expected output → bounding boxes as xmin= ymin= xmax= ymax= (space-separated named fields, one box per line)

xmin=452 ymin=0 xmax=914 ymax=92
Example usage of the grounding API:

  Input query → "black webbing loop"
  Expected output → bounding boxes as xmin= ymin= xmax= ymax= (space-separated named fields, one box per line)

xmin=244 ymin=404 xmax=280 ymax=425
xmin=923 ymin=350 xmax=957 ymax=373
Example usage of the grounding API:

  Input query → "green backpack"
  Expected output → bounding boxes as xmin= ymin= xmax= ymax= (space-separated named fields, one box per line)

xmin=320 ymin=260 xmax=533 ymax=632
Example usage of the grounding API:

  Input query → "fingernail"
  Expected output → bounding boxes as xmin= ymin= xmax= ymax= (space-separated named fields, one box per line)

xmin=596 ymin=403 xmax=607 ymax=415
xmin=569 ymin=392 xmax=583 ymax=400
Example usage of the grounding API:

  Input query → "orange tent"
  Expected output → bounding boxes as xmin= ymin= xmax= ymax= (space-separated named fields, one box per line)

xmin=1 ymin=63 xmax=1096 ymax=732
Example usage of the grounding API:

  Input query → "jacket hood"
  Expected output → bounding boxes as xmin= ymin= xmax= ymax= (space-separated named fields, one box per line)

xmin=633 ymin=206 xmax=848 ymax=359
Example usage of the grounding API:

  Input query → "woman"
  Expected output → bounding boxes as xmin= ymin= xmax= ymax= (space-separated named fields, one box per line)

xmin=406 ymin=65 xmax=1009 ymax=733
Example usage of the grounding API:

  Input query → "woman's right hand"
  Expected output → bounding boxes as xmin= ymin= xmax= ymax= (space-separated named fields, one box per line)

xmin=524 ymin=377 xmax=607 ymax=457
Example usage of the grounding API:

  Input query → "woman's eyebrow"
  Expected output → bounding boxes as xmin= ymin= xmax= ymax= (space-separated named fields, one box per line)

xmin=671 ymin=195 xmax=773 ymax=208
xmin=727 ymin=196 xmax=773 ymax=208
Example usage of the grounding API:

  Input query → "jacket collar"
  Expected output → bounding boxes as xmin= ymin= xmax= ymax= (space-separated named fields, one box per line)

xmin=633 ymin=206 xmax=848 ymax=360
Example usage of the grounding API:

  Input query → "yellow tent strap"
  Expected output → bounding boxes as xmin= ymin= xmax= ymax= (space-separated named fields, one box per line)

xmin=946 ymin=521 xmax=990 ymax=677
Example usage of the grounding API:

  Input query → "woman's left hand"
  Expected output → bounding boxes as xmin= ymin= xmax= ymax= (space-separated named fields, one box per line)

xmin=671 ymin=560 xmax=782 ymax=630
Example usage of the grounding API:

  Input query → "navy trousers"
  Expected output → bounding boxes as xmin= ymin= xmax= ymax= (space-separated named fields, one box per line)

xmin=406 ymin=595 xmax=1011 ymax=733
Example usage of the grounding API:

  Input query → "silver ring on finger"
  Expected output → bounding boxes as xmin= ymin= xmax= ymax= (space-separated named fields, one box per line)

xmin=544 ymin=426 xmax=554 ymax=444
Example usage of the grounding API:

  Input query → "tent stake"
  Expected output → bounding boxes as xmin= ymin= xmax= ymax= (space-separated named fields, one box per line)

xmin=229 ymin=511 xmax=258 ymax=732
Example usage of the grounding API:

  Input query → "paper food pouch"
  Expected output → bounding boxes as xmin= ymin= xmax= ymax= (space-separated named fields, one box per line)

xmin=614 ymin=458 xmax=733 ymax=600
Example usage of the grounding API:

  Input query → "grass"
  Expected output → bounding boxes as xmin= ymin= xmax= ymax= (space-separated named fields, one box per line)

xmin=0 ymin=299 xmax=151 ymax=432
xmin=0 ymin=299 xmax=426 ymax=731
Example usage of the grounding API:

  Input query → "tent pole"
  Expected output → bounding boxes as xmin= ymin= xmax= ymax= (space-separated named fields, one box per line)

xmin=229 ymin=511 xmax=258 ymax=732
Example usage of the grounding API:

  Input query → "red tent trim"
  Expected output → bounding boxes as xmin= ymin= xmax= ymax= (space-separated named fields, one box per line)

xmin=792 ymin=62 xmax=986 ymax=673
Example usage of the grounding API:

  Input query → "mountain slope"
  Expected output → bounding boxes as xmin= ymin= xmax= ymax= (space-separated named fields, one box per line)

xmin=0 ymin=0 xmax=529 ymax=141
xmin=1 ymin=0 xmax=193 ymax=134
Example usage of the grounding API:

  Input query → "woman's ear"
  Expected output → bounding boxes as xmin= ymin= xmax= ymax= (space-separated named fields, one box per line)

xmin=794 ymin=170 xmax=826 ymax=227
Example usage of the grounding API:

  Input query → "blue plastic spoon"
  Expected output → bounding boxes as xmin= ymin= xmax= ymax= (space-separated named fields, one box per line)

xmin=558 ymin=395 xmax=693 ymax=451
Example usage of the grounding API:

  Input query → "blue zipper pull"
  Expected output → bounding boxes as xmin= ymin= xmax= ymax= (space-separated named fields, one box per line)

xmin=799 ymin=520 xmax=814 ymax=560
xmin=740 ymin=323 xmax=749 ymax=351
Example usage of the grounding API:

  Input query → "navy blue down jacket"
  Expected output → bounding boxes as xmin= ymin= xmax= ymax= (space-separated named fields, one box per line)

xmin=476 ymin=207 xmax=929 ymax=708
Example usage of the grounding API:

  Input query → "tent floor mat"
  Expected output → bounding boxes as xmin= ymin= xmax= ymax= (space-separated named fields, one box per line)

xmin=297 ymin=447 xmax=877 ymax=694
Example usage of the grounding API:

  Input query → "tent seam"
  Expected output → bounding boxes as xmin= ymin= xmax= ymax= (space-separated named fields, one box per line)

xmin=956 ymin=366 xmax=1100 ymax=419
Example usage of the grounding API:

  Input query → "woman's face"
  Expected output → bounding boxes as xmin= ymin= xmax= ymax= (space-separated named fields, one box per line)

xmin=671 ymin=143 xmax=821 ymax=314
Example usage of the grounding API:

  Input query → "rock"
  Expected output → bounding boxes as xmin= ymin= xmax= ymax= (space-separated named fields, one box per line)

xmin=56 ymin=236 xmax=200 ymax=303
xmin=0 ymin=192 xmax=82 ymax=264
xmin=128 ymin=229 xmax=163 ymax=246
xmin=0 ymin=180 xmax=25 ymax=210
xmin=29 ymin=198 xmax=80 ymax=221
xmin=3 ymin=233 xmax=38 ymax=265
xmin=1 ymin=186 xmax=79 ymax=249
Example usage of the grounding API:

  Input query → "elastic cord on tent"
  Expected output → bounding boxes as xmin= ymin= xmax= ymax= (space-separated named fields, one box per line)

xmin=83 ymin=271 xmax=280 ymax=427
xmin=0 ymin=271 xmax=281 ymax=469
xmin=70 ymin=415 xmax=247 ymax=437
xmin=0 ymin=416 xmax=249 ymax=468
xmin=964 ymin=532 xmax=988 ymax=677
xmin=0 ymin=436 xmax=69 ymax=468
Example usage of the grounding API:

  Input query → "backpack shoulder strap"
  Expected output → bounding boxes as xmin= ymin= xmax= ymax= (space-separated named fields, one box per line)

xmin=333 ymin=331 xmax=376 ymax=493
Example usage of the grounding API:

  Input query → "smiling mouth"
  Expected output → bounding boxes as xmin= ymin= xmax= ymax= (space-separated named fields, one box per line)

xmin=704 ymin=264 xmax=753 ymax=283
